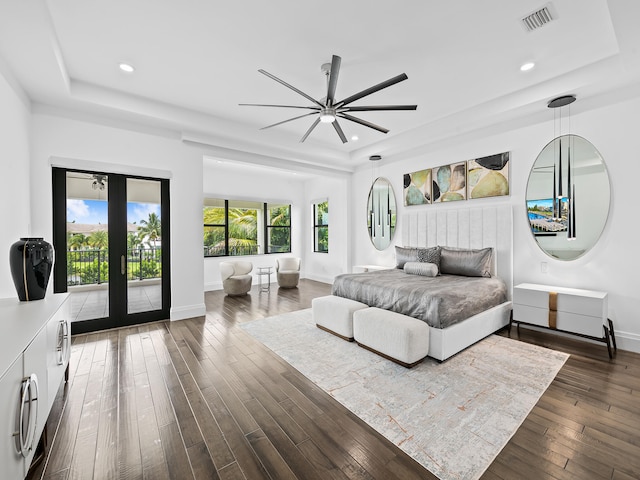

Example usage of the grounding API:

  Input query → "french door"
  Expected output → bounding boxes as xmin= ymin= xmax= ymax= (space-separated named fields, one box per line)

xmin=52 ymin=168 xmax=170 ymax=334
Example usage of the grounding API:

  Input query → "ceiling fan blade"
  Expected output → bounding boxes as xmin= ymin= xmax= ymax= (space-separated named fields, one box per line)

xmin=258 ymin=69 xmax=324 ymax=108
xmin=332 ymin=119 xmax=348 ymax=143
xmin=335 ymin=73 xmax=409 ymax=108
xmin=341 ymin=105 xmax=417 ymax=112
xmin=338 ymin=112 xmax=389 ymax=134
xmin=260 ymin=112 xmax=318 ymax=130
xmin=240 ymin=103 xmax=321 ymax=110
xmin=326 ymin=55 xmax=341 ymax=105
xmin=300 ymin=118 xmax=321 ymax=143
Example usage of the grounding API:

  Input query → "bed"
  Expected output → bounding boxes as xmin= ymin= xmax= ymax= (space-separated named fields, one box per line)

xmin=337 ymin=205 xmax=513 ymax=361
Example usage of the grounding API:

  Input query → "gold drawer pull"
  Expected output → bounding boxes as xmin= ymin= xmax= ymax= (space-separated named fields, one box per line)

xmin=548 ymin=291 xmax=558 ymax=329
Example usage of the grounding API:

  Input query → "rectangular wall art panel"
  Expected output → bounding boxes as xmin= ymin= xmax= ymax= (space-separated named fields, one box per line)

xmin=432 ymin=162 xmax=466 ymax=202
xmin=467 ymin=152 xmax=510 ymax=199
xmin=403 ymin=169 xmax=432 ymax=206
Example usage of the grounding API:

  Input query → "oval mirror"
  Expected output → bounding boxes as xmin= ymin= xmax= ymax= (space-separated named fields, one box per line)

xmin=367 ymin=177 xmax=397 ymax=250
xmin=526 ymin=135 xmax=610 ymax=260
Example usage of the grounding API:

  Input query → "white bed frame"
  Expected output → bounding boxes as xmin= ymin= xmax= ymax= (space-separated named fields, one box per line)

xmin=401 ymin=205 xmax=513 ymax=361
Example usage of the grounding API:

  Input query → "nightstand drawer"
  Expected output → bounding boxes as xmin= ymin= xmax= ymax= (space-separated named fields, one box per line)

xmin=513 ymin=283 xmax=607 ymax=318
xmin=513 ymin=304 xmax=604 ymax=338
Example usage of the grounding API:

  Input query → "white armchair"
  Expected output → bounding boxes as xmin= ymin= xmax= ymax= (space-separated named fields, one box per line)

xmin=220 ymin=260 xmax=253 ymax=295
xmin=276 ymin=257 xmax=300 ymax=288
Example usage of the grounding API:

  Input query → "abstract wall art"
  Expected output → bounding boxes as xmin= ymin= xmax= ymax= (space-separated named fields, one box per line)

xmin=403 ymin=168 xmax=432 ymax=206
xmin=432 ymin=162 xmax=466 ymax=202
xmin=467 ymin=152 xmax=510 ymax=199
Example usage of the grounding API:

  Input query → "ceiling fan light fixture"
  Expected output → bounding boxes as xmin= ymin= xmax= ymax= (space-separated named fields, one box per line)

xmin=242 ymin=55 xmax=417 ymax=143
xmin=319 ymin=107 xmax=336 ymax=123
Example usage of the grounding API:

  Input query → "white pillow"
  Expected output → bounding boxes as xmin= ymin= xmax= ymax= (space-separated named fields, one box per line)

xmin=403 ymin=262 xmax=438 ymax=277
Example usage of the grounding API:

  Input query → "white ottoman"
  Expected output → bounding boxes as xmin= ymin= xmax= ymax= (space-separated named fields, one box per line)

xmin=312 ymin=295 xmax=369 ymax=341
xmin=353 ymin=307 xmax=430 ymax=367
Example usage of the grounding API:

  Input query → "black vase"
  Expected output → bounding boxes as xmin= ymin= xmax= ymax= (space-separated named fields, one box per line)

xmin=9 ymin=237 xmax=54 ymax=301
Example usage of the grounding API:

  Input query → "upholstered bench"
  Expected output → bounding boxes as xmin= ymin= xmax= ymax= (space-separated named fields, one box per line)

xmin=312 ymin=295 xmax=368 ymax=341
xmin=353 ymin=307 xmax=430 ymax=367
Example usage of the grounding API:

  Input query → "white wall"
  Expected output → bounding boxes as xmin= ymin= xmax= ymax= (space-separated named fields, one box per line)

xmin=304 ymin=175 xmax=351 ymax=284
xmin=30 ymin=113 xmax=205 ymax=321
xmin=351 ymin=98 xmax=640 ymax=353
xmin=0 ymin=69 xmax=31 ymax=298
xmin=202 ymin=162 xmax=306 ymax=290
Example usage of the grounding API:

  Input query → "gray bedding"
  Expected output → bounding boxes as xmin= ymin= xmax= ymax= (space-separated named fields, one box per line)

xmin=331 ymin=269 xmax=508 ymax=329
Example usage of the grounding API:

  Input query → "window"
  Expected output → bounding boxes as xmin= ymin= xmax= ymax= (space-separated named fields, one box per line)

xmin=313 ymin=200 xmax=328 ymax=253
xmin=203 ymin=199 xmax=226 ymax=256
xmin=204 ymin=198 xmax=291 ymax=257
xmin=267 ymin=203 xmax=291 ymax=253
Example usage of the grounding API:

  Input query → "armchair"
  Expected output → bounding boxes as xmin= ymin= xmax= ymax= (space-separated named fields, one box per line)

xmin=220 ymin=260 xmax=253 ymax=295
xmin=276 ymin=257 xmax=300 ymax=288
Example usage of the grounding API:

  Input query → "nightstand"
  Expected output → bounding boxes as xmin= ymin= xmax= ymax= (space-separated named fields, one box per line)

xmin=512 ymin=283 xmax=616 ymax=358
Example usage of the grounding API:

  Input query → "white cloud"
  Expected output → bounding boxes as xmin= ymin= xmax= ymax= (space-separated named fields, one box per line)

xmin=67 ymin=199 xmax=90 ymax=221
xmin=132 ymin=203 xmax=161 ymax=223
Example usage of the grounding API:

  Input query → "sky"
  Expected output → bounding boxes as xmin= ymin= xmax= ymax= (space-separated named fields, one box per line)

xmin=67 ymin=199 xmax=160 ymax=225
xmin=526 ymin=198 xmax=567 ymax=210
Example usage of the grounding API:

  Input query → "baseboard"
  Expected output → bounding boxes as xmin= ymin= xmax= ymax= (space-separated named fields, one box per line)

xmin=615 ymin=330 xmax=640 ymax=354
xmin=304 ymin=273 xmax=334 ymax=284
xmin=170 ymin=303 xmax=206 ymax=321
xmin=205 ymin=282 xmax=222 ymax=292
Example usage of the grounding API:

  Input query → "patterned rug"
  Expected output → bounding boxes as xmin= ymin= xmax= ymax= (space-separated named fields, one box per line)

xmin=240 ymin=308 xmax=569 ymax=480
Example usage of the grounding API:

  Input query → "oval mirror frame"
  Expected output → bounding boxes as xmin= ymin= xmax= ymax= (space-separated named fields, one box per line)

xmin=526 ymin=134 xmax=611 ymax=261
xmin=367 ymin=177 xmax=397 ymax=250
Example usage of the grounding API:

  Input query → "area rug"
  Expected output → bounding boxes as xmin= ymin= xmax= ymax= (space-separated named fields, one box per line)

xmin=240 ymin=309 xmax=569 ymax=480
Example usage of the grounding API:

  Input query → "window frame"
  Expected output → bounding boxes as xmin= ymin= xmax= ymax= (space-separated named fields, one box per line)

xmin=313 ymin=200 xmax=329 ymax=253
xmin=265 ymin=203 xmax=292 ymax=254
xmin=204 ymin=199 xmax=291 ymax=257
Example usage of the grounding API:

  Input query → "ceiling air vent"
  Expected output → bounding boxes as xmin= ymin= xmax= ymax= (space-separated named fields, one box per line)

xmin=521 ymin=5 xmax=555 ymax=32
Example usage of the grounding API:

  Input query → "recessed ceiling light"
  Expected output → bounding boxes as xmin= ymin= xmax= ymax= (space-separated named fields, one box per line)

xmin=351 ymin=135 xmax=359 ymax=141
xmin=119 ymin=63 xmax=135 ymax=73
xmin=520 ymin=62 xmax=535 ymax=72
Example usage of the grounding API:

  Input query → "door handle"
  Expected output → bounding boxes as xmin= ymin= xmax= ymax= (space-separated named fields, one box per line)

xmin=121 ymin=255 xmax=126 ymax=275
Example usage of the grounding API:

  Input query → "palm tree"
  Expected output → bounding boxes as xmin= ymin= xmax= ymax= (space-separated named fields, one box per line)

xmin=88 ymin=230 xmax=108 ymax=250
xmin=127 ymin=232 xmax=142 ymax=251
xmin=68 ymin=233 xmax=87 ymax=251
xmin=138 ymin=212 xmax=161 ymax=248
xmin=228 ymin=208 xmax=258 ymax=254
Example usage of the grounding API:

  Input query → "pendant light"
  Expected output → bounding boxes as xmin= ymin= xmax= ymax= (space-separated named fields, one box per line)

xmin=547 ymin=95 xmax=577 ymax=240
xmin=369 ymin=155 xmax=382 ymax=238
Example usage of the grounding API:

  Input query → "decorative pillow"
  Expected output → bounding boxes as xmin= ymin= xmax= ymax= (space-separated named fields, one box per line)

xmin=404 ymin=262 xmax=438 ymax=277
xmin=439 ymin=247 xmax=493 ymax=277
xmin=395 ymin=246 xmax=419 ymax=269
xmin=417 ymin=246 xmax=441 ymax=272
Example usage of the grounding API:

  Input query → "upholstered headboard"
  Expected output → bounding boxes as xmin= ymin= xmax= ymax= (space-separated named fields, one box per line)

xmin=400 ymin=205 xmax=513 ymax=299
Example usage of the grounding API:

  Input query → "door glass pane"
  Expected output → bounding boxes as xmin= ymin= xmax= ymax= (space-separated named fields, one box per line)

xmin=66 ymin=172 xmax=109 ymax=323
xmin=127 ymin=178 xmax=162 ymax=314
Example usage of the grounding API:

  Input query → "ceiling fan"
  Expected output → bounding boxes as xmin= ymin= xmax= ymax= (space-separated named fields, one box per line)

xmin=240 ymin=55 xmax=417 ymax=144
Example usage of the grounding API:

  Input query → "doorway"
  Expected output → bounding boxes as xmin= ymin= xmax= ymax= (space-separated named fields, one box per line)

xmin=52 ymin=168 xmax=170 ymax=334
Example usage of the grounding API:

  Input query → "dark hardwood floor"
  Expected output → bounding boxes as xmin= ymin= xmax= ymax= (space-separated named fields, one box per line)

xmin=28 ymin=279 xmax=640 ymax=480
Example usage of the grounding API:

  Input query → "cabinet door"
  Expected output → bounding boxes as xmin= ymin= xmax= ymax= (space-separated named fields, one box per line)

xmin=0 ymin=358 xmax=27 ymax=480
xmin=22 ymin=329 xmax=48 ymax=470
xmin=46 ymin=301 xmax=70 ymax=412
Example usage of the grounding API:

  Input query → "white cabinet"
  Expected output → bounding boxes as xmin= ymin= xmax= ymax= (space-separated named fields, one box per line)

xmin=512 ymin=283 xmax=616 ymax=357
xmin=0 ymin=293 xmax=70 ymax=479
xmin=45 ymin=303 xmax=71 ymax=413
xmin=0 ymin=357 xmax=25 ymax=480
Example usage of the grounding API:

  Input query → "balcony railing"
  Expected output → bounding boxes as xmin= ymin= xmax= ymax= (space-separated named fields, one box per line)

xmin=204 ymin=244 xmax=260 ymax=257
xmin=67 ymin=248 xmax=161 ymax=286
